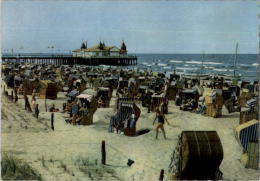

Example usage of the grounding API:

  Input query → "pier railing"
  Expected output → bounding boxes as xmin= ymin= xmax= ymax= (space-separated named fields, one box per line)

xmin=1 ymin=54 xmax=138 ymax=66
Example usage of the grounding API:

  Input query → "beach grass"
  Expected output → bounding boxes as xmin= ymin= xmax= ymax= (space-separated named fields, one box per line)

xmin=1 ymin=154 xmax=42 ymax=180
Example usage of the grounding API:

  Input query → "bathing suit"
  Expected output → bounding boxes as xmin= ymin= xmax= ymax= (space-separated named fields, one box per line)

xmin=158 ymin=115 xmax=165 ymax=124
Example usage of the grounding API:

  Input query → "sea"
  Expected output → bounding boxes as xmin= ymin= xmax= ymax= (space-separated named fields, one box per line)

xmin=3 ymin=53 xmax=259 ymax=81
xmin=130 ymin=54 xmax=259 ymax=81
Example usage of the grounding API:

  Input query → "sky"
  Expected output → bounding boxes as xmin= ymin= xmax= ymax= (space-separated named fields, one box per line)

xmin=1 ymin=0 xmax=259 ymax=54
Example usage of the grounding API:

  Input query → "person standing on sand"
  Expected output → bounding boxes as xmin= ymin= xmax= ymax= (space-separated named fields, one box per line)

xmin=153 ymin=109 xmax=170 ymax=139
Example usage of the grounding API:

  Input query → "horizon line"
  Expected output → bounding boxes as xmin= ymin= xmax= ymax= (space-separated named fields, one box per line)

xmin=1 ymin=52 xmax=258 ymax=55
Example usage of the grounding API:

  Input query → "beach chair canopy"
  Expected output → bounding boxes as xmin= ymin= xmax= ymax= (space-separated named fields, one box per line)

xmin=138 ymin=76 xmax=145 ymax=80
xmin=76 ymin=93 xmax=93 ymax=101
xmin=139 ymin=85 xmax=148 ymax=90
xmin=6 ymin=65 xmax=13 ymax=69
xmin=98 ymin=87 xmax=110 ymax=91
xmin=152 ymin=92 xmax=165 ymax=98
xmin=14 ymin=76 xmax=22 ymax=82
xmin=40 ymin=79 xmax=54 ymax=86
xmin=87 ymin=72 xmax=100 ymax=77
xmin=68 ymin=89 xmax=80 ymax=97
xmin=181 ymin=89 xmax=198 ymax=95
xmin=81 ymin=89 xmax=97 ymax=96
xmin=69 ymin=75 xmax=80 ymax=80
xmin=101 ymin=80 xmax=110 ymax=87
xmin=97 ymin=87 xmax=110 ymax=97
xmin=25 ymin=70 xmax=31 ymax=76
xmin=205 ymin=89 xmax=217 ymax=97
xmin=247 ymin=98 xmax=257 ymax=107
xmin=105 ymin=76 xmax=118 ymax=80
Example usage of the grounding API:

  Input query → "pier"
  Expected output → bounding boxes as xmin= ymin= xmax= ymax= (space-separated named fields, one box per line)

xmin=1 ymin=54 xmax=138 ymax=66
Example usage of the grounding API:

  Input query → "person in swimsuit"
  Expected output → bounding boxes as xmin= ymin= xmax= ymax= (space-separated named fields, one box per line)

xmin=153 ymin=108 xmax=170 ymax=139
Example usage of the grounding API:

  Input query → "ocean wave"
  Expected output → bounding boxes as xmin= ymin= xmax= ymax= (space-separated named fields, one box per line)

xmin=242 ymin=70 xmax=258 ymax=73
xmin=239 ymin=63 xmax=250 ymax=66
xmin=169 ymin=60 xmax=184 ymax=63
xmin=203 ymin=61 xmax=223 ymax=65
xmin=163 ymin=66 xmax=171 ymax=69
xmin=238 ymin=64 xmax=252 ymax=68
xmin=204 ymin=66 xmax=214 ymax=69
xmin=252 ymin=63 xmax=259 ymax=67
xmin=185 ymin=60 xmax=223 ymax=65
xmin=158 ymin=63 xmax=168 ymax=66
xmin=186 ymin=60 xmax=202 ymax=64
xmin=213 ymin=68 xmax=229 ymax=72
xmin=176 ymin=67 xmax=198 ymax=71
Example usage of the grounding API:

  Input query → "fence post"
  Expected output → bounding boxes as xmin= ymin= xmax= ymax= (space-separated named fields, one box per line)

xmin=45 ymin=98 xmax=47 ymax=112
xmin=51 ymin=113 xmax=54 ymax=130
xmin=35 ymin=104 xmax=39 ymax=119
xmin=101 ymin=140 xmax=106 ymax=165
xmin=11 ymin=90 xmax=13 ymax=100
xmin=159 ymin=169 xmax=164 ymax=181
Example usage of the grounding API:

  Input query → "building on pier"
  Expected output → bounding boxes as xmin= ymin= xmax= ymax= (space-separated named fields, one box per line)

xmin=72 ymin=41 xmax=128 ymax=58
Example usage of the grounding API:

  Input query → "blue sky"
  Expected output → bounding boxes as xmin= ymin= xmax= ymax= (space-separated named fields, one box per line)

xmin=2 ymin=0 xmax=259 ymax=54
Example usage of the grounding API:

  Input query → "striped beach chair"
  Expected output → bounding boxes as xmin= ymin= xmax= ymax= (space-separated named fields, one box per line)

xmin=235 ymin=119 xmax=259 ymax=152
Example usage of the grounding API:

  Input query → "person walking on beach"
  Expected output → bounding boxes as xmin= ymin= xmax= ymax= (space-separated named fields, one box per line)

xmin=153 ymin=108 xmax=170 ymax=139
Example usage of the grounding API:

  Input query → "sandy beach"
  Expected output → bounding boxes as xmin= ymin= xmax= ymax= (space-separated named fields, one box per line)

xmin=2 ymin=0 xmax=259 ymax=180
xmin=1 ymin=81 xmax=259 ymax=181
